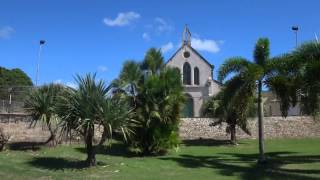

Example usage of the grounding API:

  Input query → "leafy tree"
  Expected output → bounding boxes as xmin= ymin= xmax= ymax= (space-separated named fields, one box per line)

xmin=25 ymin=83 xmax=65 ymax=146
xmin=0 ymin=67 xmax=33 ymax=86
xmin=0 ymin=67 xmax=33 ymax=102
xmin=218 ymin=38 xmax=272 ymax=163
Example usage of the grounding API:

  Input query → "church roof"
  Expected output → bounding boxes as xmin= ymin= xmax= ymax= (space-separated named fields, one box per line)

xmin=165 ymin=44 xmax=214 ymax=70
xmin=165 ymin=44 xmax=222 ymax=86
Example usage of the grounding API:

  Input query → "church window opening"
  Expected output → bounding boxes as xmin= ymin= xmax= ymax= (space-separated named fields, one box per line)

xmin=183 ymin=62 xmax=191 ymax=85
xmin=194 ymin=67 xmax=200 ymax=85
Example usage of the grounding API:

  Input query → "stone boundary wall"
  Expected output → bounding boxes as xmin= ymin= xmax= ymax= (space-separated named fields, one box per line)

xmin=180 ymin=116 xmax=320 ymax=140
xmin=0 ymin=121 xmax=50 ymax=142
xmin=0 ymin=116 xmax=319 ymax=142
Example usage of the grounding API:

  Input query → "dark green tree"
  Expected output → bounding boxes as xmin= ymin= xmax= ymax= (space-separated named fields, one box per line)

xmin=266 ymin=41 xmax=320 ymax=117
xmin=0 ymin=67 xmax=33 ymax=101
xmin=203 ymin=76 xmax=256 ymax=145
xmin=115 ymin=48 xmax=185 ymax=155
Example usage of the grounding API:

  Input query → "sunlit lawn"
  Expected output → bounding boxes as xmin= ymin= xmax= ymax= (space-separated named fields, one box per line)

xmin=0 ymin=138 xmax=319 ymax=180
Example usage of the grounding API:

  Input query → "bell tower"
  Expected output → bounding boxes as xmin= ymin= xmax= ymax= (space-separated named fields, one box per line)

xmin=182 ymin=25 xmax=191 ymax=46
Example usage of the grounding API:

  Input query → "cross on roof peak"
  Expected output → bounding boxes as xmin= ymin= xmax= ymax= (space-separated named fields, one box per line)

xmin=183 ymin=25 xmax=191 ymax=46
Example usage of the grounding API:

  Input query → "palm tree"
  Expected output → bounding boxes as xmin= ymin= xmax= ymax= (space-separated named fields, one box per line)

xmin=56 ymin=74 xmax=135 ymax=166
xmin=98 ymin=95 xmax=137 ymax=146
xmin=218 ymin=38 xmax=271 ymax=163
xmin=25 ymin=83 xmax=65 ymax=146
xmin=266 ymin=41 xmax=320 ymax=117
xmin=203 ymin=77 xmax=256 ymax=145
xmin=114 ymin=48 xmax=185 ymax=155
xmin=141 ymin=48 xmax=164 ymax=74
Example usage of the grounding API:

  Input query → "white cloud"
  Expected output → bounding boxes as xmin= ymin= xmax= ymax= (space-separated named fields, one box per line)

xmin=98 ymin=65 xmax=108 ymax=72
xmin=103 ymin=11 xmax=140 ymax=27
xmin=191 ymin=37 xmax=221 ymax=53
xmin=0 ymin=26 xmax=14 ymax=39
xmin=66 ymin=82 xmax=77 ymax=89
xmin=154 ymin=17 xmax=173 ymax=32
xmin=161 ymin=42 xmax=174 ymax=53
xmin=142 ymin=32 xmax=151 ymax=41
xmin=54 ymin=79 xmax=62 ymax=84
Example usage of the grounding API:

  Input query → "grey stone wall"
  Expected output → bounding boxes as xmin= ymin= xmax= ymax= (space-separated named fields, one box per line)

xmin=180 ymin=116 xmax=320 ymax=140
xmin=1 ymin=116 xmax=319 ymax=143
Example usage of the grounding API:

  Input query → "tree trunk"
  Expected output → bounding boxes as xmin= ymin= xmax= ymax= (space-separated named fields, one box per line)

xmin=230 ymin=124 xmax=237 ymax=145
xmin=257 ymin=80 xmax=266 ymax=163
xmin=98 ymin=126 xmax=108 ymax=146
xmin=45 ymin=126 xmax=58 ymax=147
xmin=86 ymin=127 xmax=96 ymax=167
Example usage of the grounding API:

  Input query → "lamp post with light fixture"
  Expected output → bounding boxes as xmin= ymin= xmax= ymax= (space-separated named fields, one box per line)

xmin=292 ymin=26 xmax=299 ymax=48
xmin=35 ymin=40 xmax=46 ymax=86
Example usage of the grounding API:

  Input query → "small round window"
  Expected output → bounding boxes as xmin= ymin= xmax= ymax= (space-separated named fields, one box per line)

xmin=183 ymin=51 xmax=190 ymax=58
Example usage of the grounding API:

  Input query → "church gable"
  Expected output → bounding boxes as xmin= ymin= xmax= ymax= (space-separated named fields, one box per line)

xmin=165 ymin=26 xmax=215 ymax=87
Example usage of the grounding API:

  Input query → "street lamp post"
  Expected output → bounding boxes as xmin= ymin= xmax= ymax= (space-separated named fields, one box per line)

xmin=292 ymin=26 xmax=299 ymax=48
xmin=35 ymin=40 xmax=46 ymax=86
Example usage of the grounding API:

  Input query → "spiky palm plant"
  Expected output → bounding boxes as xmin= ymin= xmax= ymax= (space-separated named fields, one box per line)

xmin=25 ymin=83 xmax=65 ymax=146
xmin=56 ymin=74 xmax=136 ymax=166
xmin=98 ymin=95 xmax=137 ymax=146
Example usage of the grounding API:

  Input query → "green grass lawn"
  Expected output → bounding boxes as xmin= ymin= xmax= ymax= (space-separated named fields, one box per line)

xmin=0 ymin=138 xmax=319 ymax=180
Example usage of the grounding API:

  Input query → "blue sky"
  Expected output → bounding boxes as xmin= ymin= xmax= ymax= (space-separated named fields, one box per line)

xmin=1 ymin=0 xmax=320 ymax=87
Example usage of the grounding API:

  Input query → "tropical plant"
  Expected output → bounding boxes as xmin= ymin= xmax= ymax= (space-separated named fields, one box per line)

xmin=56 ymin=74 xmax=135 ymax=166
xmin=266 ymin=41 xmax=320 ymax=117
xmin=203 ymin=77 xmax=256 ymax=144
xmin=218 ymin=38 xmax=274 ymax=163
xmin=25 ymin=83 xmax=65 ymax=146
xmin=98 ymin=94 xmax=137 ymax=146
xmin=115 ymin=48 xmax=185 ymax=155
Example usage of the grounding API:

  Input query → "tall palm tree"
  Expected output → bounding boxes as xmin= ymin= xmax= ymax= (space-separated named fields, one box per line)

xmin=56 ymin=74 xmax=135 ymax=166
xmin=218 ymin=38 xmax=270 ymax=163
xmin=25 ymin=83 xmax=65 ymax=146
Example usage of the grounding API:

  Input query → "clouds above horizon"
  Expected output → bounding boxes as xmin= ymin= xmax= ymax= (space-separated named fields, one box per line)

xmin=103 ymin=11 xmax=140 ymax=27
xmin=102 ymin=12 xmax=222 ymax=54
xmin=154 ymin=18 xmax=174 ymax=33
xmin=161 ymin=42 xmax=174 ymax=53
xmin=191 ymin=37 xmax=222 ymax=53
xmin=0 ymin=26 xmax=14 ymax=39
xmin=54 ymin=79 xmax=78 ymax=89
xmin=142 ymin=32 xmax=151 ymax=41
xmin=97 ymin=65 xmax=108 ymax=72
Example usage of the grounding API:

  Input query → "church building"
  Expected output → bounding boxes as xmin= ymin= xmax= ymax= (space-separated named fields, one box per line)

xmin=166 ymin=26 xmax=221 ymax=117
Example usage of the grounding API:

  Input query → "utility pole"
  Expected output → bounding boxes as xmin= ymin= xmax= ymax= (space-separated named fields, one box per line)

xmin=292 ymin=26 xmax=299 ymax=48
xmin=35 ymin=40 xmax=46 ymax=86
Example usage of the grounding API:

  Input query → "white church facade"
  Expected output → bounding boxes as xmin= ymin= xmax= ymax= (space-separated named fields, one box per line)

xmin=166 ymin=27 xmax=221 ymax=117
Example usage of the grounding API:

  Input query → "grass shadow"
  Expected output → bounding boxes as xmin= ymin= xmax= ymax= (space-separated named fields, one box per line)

xmin=160 ymin=151 xmax=320 ymax=180
xmin=28 ymin=157 xmax=87 ymax=170
xmin=8 ymin=141 xmax=46 ymax=151
xmin=75 ymin=143 xmax=139 ymax=158
xmin=182 ymin=138 xmax=245 ymax=147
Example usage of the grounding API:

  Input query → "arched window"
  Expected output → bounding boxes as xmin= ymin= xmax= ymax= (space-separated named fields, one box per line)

xmin=183 ymin=62 xmax=191 ymax=85
xmin=194 ymin=67 xmax=200 ymax=85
